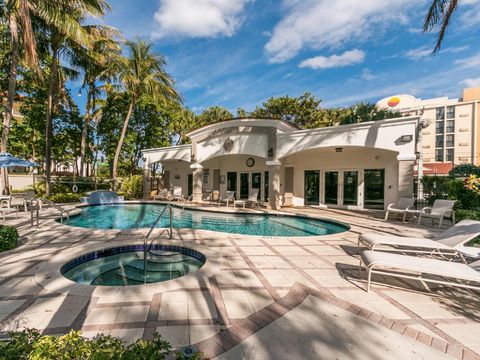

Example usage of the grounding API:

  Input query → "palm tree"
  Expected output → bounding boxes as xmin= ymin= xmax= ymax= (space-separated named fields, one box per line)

xmin=73 ymin=26 xmax=121 ymax=176
xmin=3 ymin=0 xmax=110 ymax=194
xmin=423 ymin=0 xmax=459 ymax=52
xmin=112 ymin=39 xmax=180 ymax=189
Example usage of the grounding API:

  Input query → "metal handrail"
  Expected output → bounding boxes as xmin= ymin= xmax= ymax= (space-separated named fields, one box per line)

xmin=143 ymin=204 xmax=173 ymax=281
xmin=30 ymin=197 xmax=70 ymax=226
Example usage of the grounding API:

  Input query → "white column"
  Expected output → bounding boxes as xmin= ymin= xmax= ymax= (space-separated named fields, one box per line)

xmin=266 ymin=160 xmax=281 ymax=210
xmin=190 ymin=162 xmax=203 ymax=203
xmin=143 ymin=158 xmax=151 ymax=199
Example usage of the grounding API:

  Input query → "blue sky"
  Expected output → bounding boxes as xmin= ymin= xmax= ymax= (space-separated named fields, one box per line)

xmin=75 ymin=0 xmax=480 ymax=114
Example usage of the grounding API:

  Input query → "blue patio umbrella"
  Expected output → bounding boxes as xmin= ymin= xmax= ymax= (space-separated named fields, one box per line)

xmin=0 ymin=153 xmax=38 ymax=194
xmin=0 ymin=153 xmax=38 ymax=168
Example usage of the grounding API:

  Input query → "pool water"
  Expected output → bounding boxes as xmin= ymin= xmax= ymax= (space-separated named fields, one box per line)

xmin=65 ymin=204 xmax=349 ymax=237
xmin=61 ymin=245 xmax=205 ymax=286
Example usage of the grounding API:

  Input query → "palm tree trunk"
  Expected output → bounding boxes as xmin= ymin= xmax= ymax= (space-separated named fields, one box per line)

xmin=79 ymin=82 xmax=94 ymax=176
xmin=112 ymin=100 xmax=134 ymax=190
xmin=45 ymin=50 xmax=58 ymax=196
xmin=0 ymin=13 xmax=20 ymax=194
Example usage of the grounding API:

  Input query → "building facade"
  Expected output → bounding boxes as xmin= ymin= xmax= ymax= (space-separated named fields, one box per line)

xmin=377 ymin=87 xmax=480 ymax=175
xmin=142 ymin=117 xmax=420 ymax=210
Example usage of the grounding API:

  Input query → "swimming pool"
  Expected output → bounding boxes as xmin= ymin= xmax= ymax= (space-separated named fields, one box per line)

xmin=64 ymin=204 xmax=349 ymax=237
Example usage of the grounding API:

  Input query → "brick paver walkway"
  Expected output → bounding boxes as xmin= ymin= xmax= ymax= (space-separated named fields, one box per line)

xmin=0 ymin=204 xmax=479 ymax=359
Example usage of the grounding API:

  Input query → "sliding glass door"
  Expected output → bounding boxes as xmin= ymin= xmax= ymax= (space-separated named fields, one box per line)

xmin=304 ymin=170 xmax=320 ymax=205
xmin=364 ymin=169 xmax=385 ymax=209
xmin=324 ymin=171 xmax=338 ymax=205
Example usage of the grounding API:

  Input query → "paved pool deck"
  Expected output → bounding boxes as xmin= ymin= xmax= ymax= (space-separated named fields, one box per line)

xmin=0 ymin=203 xmax=479 ymax=359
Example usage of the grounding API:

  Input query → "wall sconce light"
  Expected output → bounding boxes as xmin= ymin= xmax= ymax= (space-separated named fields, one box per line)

xmin=174 ymin=175 xmax=181 ymax=180
xmin=335 ymin=148 xmax=343 ymax=153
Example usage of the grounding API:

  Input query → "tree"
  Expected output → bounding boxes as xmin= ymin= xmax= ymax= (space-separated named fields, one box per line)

xmin=198 ymin=106 xmax=233 ymax=124
xmin=72 ymin=25 xmax=121 ymax=176
xmin=42 ymin=2 xmax=110 ymax=195
xmin=112 ymin=39 xmax=180 ymax=189
xmin=249 ymin=92 xmax=325 ymax=128
xmin=2 ymin=0 xmax=110 ymax=194
xmin=339 ymin=102 xmax=402 ymax=125
xmin=449 ymin=164 xmax=480 ymax=178
xmin=423 ymin=0 xmax=459 ymax=52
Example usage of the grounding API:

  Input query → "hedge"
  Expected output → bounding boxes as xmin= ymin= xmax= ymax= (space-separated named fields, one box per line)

xmin=0 ymin=225 xmax=18 ymax=252
xmin=0 ymin=329 xmax=203 ymax=360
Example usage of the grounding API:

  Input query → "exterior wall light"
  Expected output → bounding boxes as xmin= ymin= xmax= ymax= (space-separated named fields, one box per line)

xmin=335 ymin=148 xmax=343 ymax=153
xmin=400 ymin=135 xmax=413 ymax=142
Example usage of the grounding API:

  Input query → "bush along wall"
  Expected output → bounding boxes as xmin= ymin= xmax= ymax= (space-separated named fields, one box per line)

xmin=0 ymin=330 xmax=204 ymax=360
xmin=0 ymin=225 xmax=18 ymax=252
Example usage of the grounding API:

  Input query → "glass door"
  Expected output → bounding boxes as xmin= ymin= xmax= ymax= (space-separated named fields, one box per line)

xmin=252 ymin=172 xmax=261 ymax=199
xmin=343 ymin=171 xmax=359 ymax=206
xmin=304 ymin=170 xmax=320 ymax=205
xmin=227 ymin=172 xmax=237 ymax=198
xmin=364 ymin=169 xmax=385 ymax=209
xmin=324 ymin=171 xmax=338 ymax=205
xmin=240 ymin=173 xmax=249 ymax=199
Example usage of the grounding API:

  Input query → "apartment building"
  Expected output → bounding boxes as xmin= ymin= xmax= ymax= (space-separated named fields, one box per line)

xmin=377 ymin=87 xmax=480 ymax=175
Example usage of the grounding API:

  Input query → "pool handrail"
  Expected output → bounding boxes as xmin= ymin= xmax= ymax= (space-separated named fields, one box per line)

xmin=30 ymin=197 xmax=70 ymax=227
xmin=143 ymin=204 xmax=173 ymax=281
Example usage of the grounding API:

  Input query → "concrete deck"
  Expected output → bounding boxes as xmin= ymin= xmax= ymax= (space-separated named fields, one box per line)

xmin=0 ymin=203 xmax=479 ymax=359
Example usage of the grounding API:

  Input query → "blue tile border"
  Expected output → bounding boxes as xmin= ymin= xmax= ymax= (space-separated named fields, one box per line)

xmin=60 ymin=244 xmax=206 ymax=275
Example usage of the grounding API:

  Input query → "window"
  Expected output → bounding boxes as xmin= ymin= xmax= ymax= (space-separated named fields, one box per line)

xmin=202 ymin=171 xmax=209 ymax=185
xmin=435 ymin=149 xmax=444 ymax=162
xmin=446 ymin=120 xmax=455 ymax=133
xmin=435 ymin=121 xmax=444 ymax=134
xmin=435 ymin=135 xmax=444 ymax=148
xmin=446 ymin=134 xmax=455 ymax=147
xmin=446 ymin=106 xmax=455 ymax=119
xmin=436 ymin=107 xmax=445 ymax=120
xmin=446 ymin=149 xmax=454 ymax=162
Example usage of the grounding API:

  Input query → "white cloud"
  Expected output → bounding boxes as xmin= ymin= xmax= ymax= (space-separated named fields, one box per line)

xmin=461 ymin=77 xmax=480 ymax=87
xmin=299 ymin=49 xmax=365 ymax=70
xmin=361 ymin=68 xmax=376 ymax=81
xmin=404 ymin=45 xmax=469 ymax=59
xmin=265 ymin=0 xmax=419 ymax=63
xmin=455 ymin=52 xmax=480 ymax=68
xmin=151 ymin=0 xmax=251 ymax=39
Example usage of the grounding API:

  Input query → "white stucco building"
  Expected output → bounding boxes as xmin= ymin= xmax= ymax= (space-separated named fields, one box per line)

xmin=142 ymin=116 xmax=420 ymax=210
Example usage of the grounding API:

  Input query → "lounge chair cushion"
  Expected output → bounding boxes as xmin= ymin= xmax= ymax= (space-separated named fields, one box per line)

xmin=361 ymin=250 xmax=480 ymax=283
xmin=359 ymin=233 xmax=453 ymax=251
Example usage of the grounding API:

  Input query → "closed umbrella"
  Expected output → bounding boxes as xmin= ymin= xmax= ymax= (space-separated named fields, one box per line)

xmin=0 ymin=153 xmax=39 ymax=194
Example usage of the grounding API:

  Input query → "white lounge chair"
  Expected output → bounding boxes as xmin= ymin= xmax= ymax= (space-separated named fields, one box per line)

xmin=170 ymin=186 xmax=183 ymax=202
xmin=234 ymin=189 xmax=260 ymax=208
xmin=218 ymin=191 xmax=235 ymax=207
xmin=418 ymin=199 xmax=456 ymax=228
xmin=384 ymin=197 xmax=415 ymax=222
xmin=0 ymin=196 xmax=18 ymax=221
xmin=358 ymin=220 xmax=480 ymax=261
xmin=153 ymin=188 xmax=169 ymax=201
xmin=360 ymin=250 xmax=480 ymax=292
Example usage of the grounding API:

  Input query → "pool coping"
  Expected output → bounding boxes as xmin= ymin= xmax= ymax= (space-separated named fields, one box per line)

xmin=56 ymin=201 xmax=351 ymax=239
xmin=35 ymin=239 xmax=222 ymax=297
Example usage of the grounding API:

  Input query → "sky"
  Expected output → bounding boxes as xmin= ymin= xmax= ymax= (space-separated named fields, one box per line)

xmin=74 ymin=0 xmax=480 ymax=114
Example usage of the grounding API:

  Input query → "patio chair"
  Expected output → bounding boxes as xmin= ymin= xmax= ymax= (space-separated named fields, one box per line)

xmin=418 ymin=199 xmax=456 ymax=228
xmin=153 ymin=188 xmax=169 ymax=201
xmin=203 ymin=190 xmax=219 ymax=204
xmin=360 ymin=250 xmax=480 ymax=292
xmin=0 ymin=196 xmax=18 ymax=221
xmin=170 ymin=186 xmax=184 ymax=202
xmin=218 ymin=191 xmax=235 ymax=207
xmin=358 ymin=219 xmax=480 ymax=261
xmin=246 ymin=188 xmax=260 ymax=207
xmin=384 ymin=197 xmax=415 ymax=222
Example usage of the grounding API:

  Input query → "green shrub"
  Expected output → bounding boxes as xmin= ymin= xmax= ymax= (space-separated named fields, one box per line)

xmin=0 ymin=225 xmax=19 ymax=252
xmin=46 ymin=193 xmax=82 ymax=203
xmin=456 ymin=209 xmax=480 ymax=222
xmin=120 ymin=175 xmax=143 ymax=200
xmin=0 ymin=330 xmax=202 ymax=360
